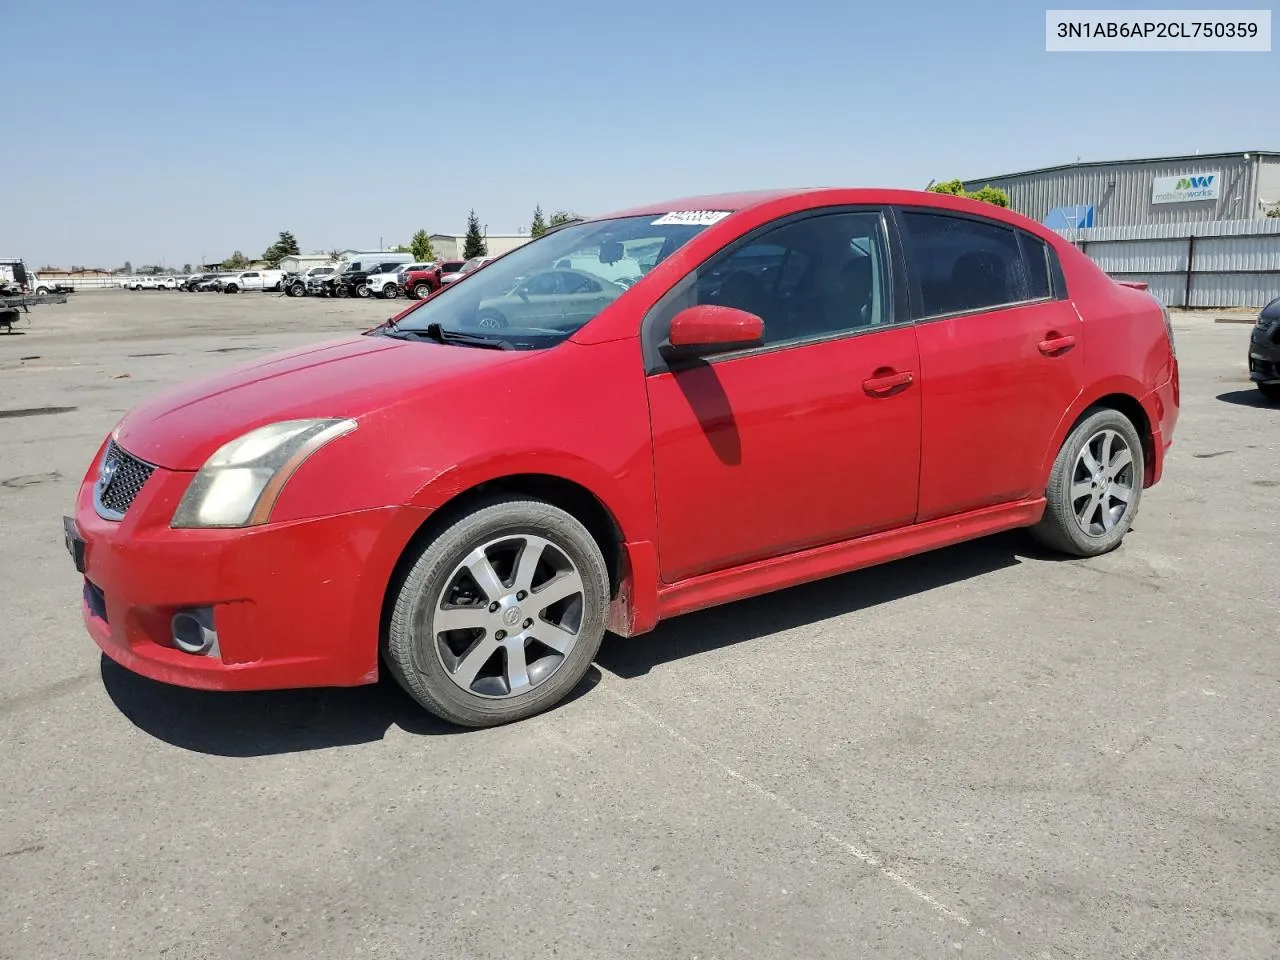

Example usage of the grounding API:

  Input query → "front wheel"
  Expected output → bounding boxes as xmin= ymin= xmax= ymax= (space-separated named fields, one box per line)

xmin=382 ymin=284 xmax=399 ymax=299
xmin=1031 ymin=408 xmax=1144 ymax=557
xmin=224 ymin=285 xmax=238 ymax=294
xmin=413 ymin=283 xmax=433 ymax=299
xmin=384 ymin=497 xmax=609 ymax=727
xmin=1257 ymin=382 xmax=1280 ymax=402
xmin=287 ymin=283 xmax=304 ymax=297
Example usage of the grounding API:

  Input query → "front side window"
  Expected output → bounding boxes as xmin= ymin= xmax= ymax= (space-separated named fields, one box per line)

xmin=691 ymin=210 xmax=892 ymax=347
xmin=899 ymin=211 xmax=1029 ymax=317
xmin=387 ymin=215 xmax=713 ymax=347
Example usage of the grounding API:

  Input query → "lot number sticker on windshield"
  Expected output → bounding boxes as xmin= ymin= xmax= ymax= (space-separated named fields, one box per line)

xmin=651 ymin=210 xmax=732 ymax=226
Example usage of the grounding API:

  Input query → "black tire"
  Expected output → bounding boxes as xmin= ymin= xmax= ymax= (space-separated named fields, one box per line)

xmin=287 ymin=283 xmax=304 ymax=297
xmin=1031 ymin=407 xmax=1144 ymax=558
xmin=471 ymin=308 xmax=508 ymax=329
xmin=413 ymin=283 xmax=433 ymax=299
xmin=224 ymin=284 xmax=238 ymax=294
xmin=335 ymin=285 xmax=350 ymax=298
xmin=1257 ymin=382 xmax=1280 ymax=402
xmin=384 ymin=497 xmax=609 ymax=728
xmin=355 ymin=283 xmax=370 ymax=299
xmin=35 ymin=286 xmax=49 ymax=296
xmin=382 ymin=284 xmax=399 ymax=300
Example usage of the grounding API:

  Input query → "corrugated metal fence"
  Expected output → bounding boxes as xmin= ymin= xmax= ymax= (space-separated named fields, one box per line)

xmin=1054 ymin=218 xmax=1280 ymax=308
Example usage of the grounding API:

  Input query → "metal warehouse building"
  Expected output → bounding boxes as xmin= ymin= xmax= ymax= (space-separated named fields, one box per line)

xmin=964 ymin=151 xmax=1280 ymax=308
xmin=962 ymin=151 xmax=1280 ymax=228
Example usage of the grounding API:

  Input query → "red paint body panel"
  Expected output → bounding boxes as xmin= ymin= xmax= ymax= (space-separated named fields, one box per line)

xmin=646 ymin=327 xmax=922 ymax=581
xmin=915 ymin=300 xmax=1083 ymax=521
xmin=70 ymin=186 xmax=1179 ymax=695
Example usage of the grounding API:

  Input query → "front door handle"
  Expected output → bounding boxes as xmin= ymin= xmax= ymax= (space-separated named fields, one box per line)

xmin=1038 ymin=334 xmax=1076 ymax=356
xmin=862 ymin=370 xmax=914 ymax=396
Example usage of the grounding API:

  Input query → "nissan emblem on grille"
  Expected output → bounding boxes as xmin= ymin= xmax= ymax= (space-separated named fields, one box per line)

xmin=94 ymin=441 xmax=156 ymax=520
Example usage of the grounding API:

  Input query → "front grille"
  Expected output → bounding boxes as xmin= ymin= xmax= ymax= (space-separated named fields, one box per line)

xmin=96 ymin=440 xmax=155 ymax=519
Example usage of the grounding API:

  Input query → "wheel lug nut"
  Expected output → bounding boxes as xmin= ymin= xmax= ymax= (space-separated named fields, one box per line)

xmin=495 ymin=630 xmax=506 ymax=641
xmin=523 ymin=618 xmax=533 ymax=629
xmin=489 ymin=602 xmax=499 ymax=612
xmin=516 ymin=591 xmax=527 ymax=601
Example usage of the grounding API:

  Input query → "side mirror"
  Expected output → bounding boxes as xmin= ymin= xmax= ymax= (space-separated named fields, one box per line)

xmin=660 ymin=305 xmax=764 ymax=361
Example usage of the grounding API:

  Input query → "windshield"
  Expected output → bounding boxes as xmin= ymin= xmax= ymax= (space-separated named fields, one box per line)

xmin=386 ymin=214 xmax=711 ymax=347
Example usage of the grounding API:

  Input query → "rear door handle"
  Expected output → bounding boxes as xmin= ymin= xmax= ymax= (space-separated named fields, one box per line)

xmin=1038 ymin=334 xmax=1076 ymax=356
xmin=862 ymin=370 xmax=914 ymax=396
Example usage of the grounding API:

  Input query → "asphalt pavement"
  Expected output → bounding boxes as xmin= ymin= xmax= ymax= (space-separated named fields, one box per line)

xmin=1 ymin=290 xmax=1276 ymax=959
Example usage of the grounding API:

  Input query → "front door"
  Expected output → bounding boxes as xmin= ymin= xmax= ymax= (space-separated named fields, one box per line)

xmin=645 ymin=209 xmax=923 ymax=583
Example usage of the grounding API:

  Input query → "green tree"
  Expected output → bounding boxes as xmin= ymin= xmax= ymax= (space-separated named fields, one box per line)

xmin=530 ymin=205 xmax=547 ymax=239
xmin=182 ymin=263 xmax=192 ymax=274
xmin=327 ymin=248 xmax=344 ymax=262
xmin=927 ymin=179 xmax=1010 ymax=207
xmin=224 ymin=250 xmax=249 ymax=270
xmin=549 ymin=210 xmax=577 ymax=228
xmin=121 ymin=260 xmax=133 ymax=275
xmin=463 ymin=209 xmax=487 ymax=258
xmin=410 ymin=229 xmax=437 ymax=262
xmin=262 ymin=230 xmax=301 ymax=266
xmin=392 ymin=244 xmax=412 ymax=254
xmin=1266 ymin=202 xmax=1280 ymax=218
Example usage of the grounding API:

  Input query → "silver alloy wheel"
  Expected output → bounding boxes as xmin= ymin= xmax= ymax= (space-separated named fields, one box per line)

xmin=1070 ymin=428 xmax=1135 ymax=537
xmin=430 ymin=534 xmax=585 ymax=699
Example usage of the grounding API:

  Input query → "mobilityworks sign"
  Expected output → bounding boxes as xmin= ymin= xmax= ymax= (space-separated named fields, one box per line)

xmin=1151 ymin=172 xmax=1220 ymax=204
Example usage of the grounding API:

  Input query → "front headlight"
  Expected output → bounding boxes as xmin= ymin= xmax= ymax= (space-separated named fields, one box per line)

xmin=171 ymin=419 xmax=356 ymax=529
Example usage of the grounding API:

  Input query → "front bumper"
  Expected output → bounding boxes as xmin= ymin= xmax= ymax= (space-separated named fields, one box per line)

xmin=69 ymin=454 xmax=426 ymax=692
xmin=1248 ymin=332 xmax=1280 ymax=384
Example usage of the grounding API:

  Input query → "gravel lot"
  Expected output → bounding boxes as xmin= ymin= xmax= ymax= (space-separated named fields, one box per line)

xmin=1 ymin=289 xmax=1276 ymax=960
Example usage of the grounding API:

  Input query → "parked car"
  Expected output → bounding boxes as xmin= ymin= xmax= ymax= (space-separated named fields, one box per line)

xmin=401 ymin=263 xmax=442 ymax=299
xmin=128 ymin=276 xmax=176 ymax=290
xmin=64 ymin=187 xmax=1179 ymax=728
xmin=1248 ymin=294 xmax=1280 ymax=401
xmin=181 ymin=273 xmax=217 ymax=291
xmin=328 ymin=259 xmax=412 ymax=299
xmin=437 ymin=259 xmax=467 ymax=284
xmin=286 ymin=265 xmax=335 ymax=297
xmin=222 ymin=270 xmax=284 ymax=294
xmin=198 ymin=274 xmax=233 ymax=292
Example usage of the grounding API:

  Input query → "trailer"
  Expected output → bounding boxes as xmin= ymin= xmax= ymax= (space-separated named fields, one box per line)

xmin=0 ymin=259 xmax=71 ymax=332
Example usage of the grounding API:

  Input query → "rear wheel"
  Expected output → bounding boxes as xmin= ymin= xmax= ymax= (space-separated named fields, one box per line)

xmin=384 ymin=497 xmax=608 ymax=727
xmin=1031 ymin=408 xmax=1144 ymax=558
xmin=1257 ymin=382 xmax=1280 ymax=402
xmin=356 ymin=283 xmax=370 ymax=298
xmin=335 ymin=285 xmax=350 ymax=298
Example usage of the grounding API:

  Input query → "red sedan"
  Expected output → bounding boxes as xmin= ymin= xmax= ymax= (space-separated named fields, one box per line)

xmin=66 ymin=188 xmax=1179 ymax=727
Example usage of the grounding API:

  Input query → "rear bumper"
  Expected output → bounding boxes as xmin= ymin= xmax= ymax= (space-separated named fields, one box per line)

xmin=1248 ymin=338 xmax=1280 ymax=384
xmin=71 ymin=462 xmax=426 ymax=692
xmin=1142 ymin=358 xmax=1179 ymax=487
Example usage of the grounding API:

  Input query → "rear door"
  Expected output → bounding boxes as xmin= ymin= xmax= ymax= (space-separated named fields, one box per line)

xmin=897 ymin=208 xmax=1083 ymax=521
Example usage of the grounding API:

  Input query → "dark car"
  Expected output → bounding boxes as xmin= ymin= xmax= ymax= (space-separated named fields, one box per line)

xmin=181 ymin=273 xmax=217 ymax=292
xmin=1248 ymin=295 xmax=1280 ymax=402
xmin=326 ymin=260 xmax=410 ymax=299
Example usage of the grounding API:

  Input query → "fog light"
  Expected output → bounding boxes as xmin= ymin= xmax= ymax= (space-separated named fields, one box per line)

xmin=171 ymin=607 xmax=219 ymax=656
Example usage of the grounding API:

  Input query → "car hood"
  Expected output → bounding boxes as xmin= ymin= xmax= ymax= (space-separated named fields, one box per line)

xmin=114 ymin=333 xmax=532 ymax=470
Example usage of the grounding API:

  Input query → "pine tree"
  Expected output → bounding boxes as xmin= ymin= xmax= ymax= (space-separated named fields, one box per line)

xmin=549 ymin=210 xmax=577 ymax=228
xmin=410 ymin=229 xmax=437 ymax=262
xmin=463 ymin=210 xmax=487 ymax=259
xmin=530 ymin=205 xmax=547 ymax=239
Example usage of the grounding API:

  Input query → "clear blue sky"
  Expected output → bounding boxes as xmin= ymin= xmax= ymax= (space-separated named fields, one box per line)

xmin=2 ymin=0 xmax=1274 ymax=269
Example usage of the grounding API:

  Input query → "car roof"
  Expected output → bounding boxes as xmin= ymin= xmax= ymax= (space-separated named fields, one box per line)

xmin=589 ymin=187 xmax=1049 ymax=236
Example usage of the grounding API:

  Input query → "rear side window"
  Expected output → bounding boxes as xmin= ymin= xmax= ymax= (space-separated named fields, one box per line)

xmin=899 ymin=211 xmax=1028 ymax=317
xmin=1018 ymin=232 xmax=1052 ymax=300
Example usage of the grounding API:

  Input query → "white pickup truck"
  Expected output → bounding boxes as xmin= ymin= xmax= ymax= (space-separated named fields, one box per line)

xmin=221 ymin=270 xmax=284 ymax=293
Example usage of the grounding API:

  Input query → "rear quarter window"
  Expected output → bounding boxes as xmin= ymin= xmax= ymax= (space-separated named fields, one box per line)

xmin=899 ymin=210 xmax=1031 ymax=317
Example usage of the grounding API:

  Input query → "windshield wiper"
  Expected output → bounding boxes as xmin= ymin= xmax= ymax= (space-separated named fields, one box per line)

xmin=384 ymin=322 xmax=513 ymax=350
